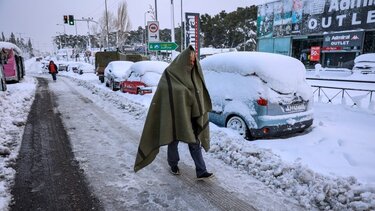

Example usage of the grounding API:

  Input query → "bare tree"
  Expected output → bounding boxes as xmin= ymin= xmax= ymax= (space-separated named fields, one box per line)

xmin=116 ymin=1 xmax=132 ymax=48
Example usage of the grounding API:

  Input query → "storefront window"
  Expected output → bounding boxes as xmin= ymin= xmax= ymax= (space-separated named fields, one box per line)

xmin=292 ymin=36 xmax=323 ymax=69
xmin=363 ymin=31 xmax=375 ymax=54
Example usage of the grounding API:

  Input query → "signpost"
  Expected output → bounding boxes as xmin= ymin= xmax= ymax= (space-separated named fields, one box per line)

xmin=148 ymin=42 xmax=178 ymax=51
xmin=147 ymin=21 xmax=160 ymax=42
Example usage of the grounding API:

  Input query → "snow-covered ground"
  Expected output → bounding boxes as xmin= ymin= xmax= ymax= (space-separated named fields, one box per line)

xmin=1 ymin=58 xmax=375 ymax=210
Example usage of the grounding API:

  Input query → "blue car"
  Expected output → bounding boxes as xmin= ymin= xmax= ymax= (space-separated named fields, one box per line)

xmin=201 ymin=52 xmax=314 ymax=140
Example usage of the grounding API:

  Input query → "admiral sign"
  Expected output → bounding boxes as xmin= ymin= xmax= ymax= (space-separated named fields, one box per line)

xmin=185 ymin=13 xmax=200 ymax=57
xmin=323 ymin=31 xmax=364 ymax=49
xmin=303 ymin=0 xmax=375 ymax=34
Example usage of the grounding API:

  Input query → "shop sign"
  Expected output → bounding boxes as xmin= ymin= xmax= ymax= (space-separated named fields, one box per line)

xmin=310 ymin=46 xmax=321 ymax=61
xmin=257 ymin=0 xmax=375 ymax=38
xmin=322 ymin=46 xmax=343 ymax=51
xmin=185 ymin=13 xmax=200 ymax=58
xmin=323 ymin=31 xmax=364 ymax=48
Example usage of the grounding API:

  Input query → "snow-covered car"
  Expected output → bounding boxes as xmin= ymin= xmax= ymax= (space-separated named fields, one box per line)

xmin=76 ymin=63 xmax=95 ymax=75
xmin=104 ymin=61 xmax=134 ymax=91
xmin=120 ymin=61 xmax=168 ymax=95
xmin=352 ymin=53 xmax=375 ymax=74
xmin=201 ymin=52 xmax=314 ymax=140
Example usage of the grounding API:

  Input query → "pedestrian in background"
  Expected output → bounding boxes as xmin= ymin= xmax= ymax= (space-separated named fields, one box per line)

xmin=48 ymin=60 xmax=58 ymax=81
xmin=134 ymin=46 xmax=214 ymax=180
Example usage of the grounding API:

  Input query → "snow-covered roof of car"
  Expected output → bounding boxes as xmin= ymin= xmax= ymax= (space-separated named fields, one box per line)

xmin=129 ymin=61 xmax=169 ymax=75
xmin=201 ymin=52 xmax=307 ymax=94
xmin=0 ymin=41 xmax=23 ymax=55
xmin=354 ymin=53 xmax=375 ymax=63
xmin=107 ymin=61 xmax=134 ymax=71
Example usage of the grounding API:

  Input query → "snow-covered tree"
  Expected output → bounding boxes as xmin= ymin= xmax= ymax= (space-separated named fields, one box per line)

xmin=115 ymin=1 xmax=131 ymax=48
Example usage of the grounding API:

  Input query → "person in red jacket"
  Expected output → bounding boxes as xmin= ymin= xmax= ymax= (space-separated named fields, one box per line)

xmin=48 ymin=60 xmax=58 ymax=81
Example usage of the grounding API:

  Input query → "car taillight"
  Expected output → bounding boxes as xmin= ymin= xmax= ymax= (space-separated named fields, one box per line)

xmin=262 ymin=128 xmax=269 ymax=134
xmin=257 ymin=97 xmax=268 ymax=106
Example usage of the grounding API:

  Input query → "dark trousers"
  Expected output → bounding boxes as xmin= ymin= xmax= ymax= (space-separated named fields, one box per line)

xmin=51 ymin=73 xmax=57 ymax=81
xmin=168 ymin=140 xmax=207 ymax=177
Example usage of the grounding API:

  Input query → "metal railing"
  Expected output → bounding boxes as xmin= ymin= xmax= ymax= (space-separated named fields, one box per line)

xmin=307 ymin=78 xmax=375 ymax=108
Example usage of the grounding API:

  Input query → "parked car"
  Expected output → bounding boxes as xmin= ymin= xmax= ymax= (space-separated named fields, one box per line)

xmin=67 ymin=62 xmax=94 ymax=74
xmin=201 ymin=52 xmax=314 ymax=140
xmin=120 ymin=61 xmax=169 ymax=95
xmin=104 ymin=61 xmax=134 ymax=91
xmin=352 ymin=53 xmax=375 ymax=74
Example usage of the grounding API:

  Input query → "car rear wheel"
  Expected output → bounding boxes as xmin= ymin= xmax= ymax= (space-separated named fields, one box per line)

xmin=226 ymin=116 xmax=249 ymax=139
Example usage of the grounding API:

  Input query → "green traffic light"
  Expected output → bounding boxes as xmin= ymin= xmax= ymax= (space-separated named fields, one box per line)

xmin=68 ymin=15 xmax=74 ymax=25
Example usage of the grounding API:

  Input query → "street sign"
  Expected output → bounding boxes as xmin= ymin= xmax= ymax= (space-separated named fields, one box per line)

xmin=147 ymin=21 xmax=159 ymax=42
xmin=148 ymin=42 xmax=179 ymax=51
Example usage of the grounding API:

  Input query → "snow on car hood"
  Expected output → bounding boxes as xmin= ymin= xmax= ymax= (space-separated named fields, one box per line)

xmin=354 ymin=53 xmax=375 ymax=63
xmin=201 ymin=52 xmax=312 ymax=99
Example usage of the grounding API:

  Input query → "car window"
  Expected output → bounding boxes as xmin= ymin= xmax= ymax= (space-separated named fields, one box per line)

xmin=128 ymin=72 xmax=141 ymax=81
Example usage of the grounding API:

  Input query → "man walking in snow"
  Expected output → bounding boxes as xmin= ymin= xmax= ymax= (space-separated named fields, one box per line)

xmin=134 ymin=46 xmax=214 ymax=179
xmin=48 ymin=60 xmax=58 ymax=81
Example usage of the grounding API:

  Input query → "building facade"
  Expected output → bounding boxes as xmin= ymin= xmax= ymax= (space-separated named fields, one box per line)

xmin=257 ymin=0 xmax=375 ymax=69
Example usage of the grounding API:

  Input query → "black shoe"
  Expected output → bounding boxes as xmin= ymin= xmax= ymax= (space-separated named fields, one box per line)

xmin=197 ymin=172 xmax=214 ymax=180
xmin=170 ymin=166 xmax=180 ymax=175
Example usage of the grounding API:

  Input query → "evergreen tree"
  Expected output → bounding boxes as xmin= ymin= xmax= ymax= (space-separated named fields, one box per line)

xmin=1 ymin=32 xmax=5 ymax=41
xmin=9 ymin=33 xmax=16 ymax=44
xmin=27 ymin=38 xmax=34 ymax=57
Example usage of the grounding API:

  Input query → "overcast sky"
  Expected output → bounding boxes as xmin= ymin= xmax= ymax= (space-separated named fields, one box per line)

xmin=0 ymin=0 xmax=266 ymax=52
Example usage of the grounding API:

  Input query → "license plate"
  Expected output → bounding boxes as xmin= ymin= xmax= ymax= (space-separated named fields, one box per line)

xmin=284 ymin=103 xmax=306 ymax=112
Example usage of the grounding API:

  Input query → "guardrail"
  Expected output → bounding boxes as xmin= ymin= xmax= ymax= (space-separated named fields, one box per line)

xmin=307 ymin=78 xmax=375 ymax=109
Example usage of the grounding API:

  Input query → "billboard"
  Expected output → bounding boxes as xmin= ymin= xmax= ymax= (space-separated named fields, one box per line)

xmin=257 ymin=0 xmax=375 ymax=38
xmin=185 ymin=13 xmax=200 ymax=58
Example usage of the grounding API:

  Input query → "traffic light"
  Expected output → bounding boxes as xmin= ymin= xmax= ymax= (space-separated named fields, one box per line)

xmin=68 ymin=15 xmax=74 ymax=25
xmin=63 ymin=15 xmax=68 ymax=24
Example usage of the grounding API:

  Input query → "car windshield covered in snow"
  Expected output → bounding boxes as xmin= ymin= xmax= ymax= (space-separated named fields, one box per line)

xmin=201 ymin=52 xmax=314 ymax=139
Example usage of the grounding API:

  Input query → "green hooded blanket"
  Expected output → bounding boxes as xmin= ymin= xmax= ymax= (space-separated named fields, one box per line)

xmin=134 ymin=46 xmax=212 ymax=172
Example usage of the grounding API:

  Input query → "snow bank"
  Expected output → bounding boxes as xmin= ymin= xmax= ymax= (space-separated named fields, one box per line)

xmin=209 ymin=126 xmax=375 ymax=210
xmin=0 ymin=76 xmax=36 ymax=210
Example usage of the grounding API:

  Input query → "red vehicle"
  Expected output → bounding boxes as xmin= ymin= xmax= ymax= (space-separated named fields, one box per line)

xmin=0 ymin=42 xmax=25 ymax=82
xmin=120 ymin=61 xmax=168 ymax=95
xmin=121 ymin=80 xmax=152 ymax=95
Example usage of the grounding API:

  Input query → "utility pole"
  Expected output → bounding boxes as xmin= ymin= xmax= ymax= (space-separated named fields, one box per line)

xmin=180 ymin=0 xmax=184 ymax=51
xmin=105 ymin=0 xmax=109 ymax=48
xmin=154 ymin=0 xmax=158 ymax=20
xmin=170 ymin=0 xmax=175 ymax=42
